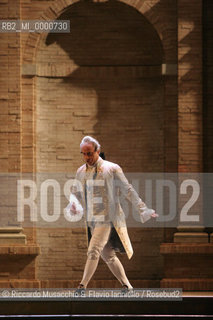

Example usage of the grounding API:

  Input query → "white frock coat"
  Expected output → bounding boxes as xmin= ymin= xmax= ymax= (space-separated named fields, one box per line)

xmin=70 ymin=157 xmax=154 ymax=259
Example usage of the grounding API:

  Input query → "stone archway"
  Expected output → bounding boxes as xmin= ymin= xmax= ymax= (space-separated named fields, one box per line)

xmin=36 ymin=0 xmax=164 ymax=173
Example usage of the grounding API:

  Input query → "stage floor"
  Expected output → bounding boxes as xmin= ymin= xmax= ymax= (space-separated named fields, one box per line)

xmin=182 ymin=291 xmax=213 ymax=296
xmin=0 ymin=291 xmax=212 ymax=317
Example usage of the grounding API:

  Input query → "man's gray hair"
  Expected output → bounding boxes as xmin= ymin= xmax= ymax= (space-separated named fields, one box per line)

xmin=80 ymin=136 xmax=101 ymax=151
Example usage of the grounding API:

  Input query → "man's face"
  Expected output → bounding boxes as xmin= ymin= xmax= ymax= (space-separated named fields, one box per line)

xmin=80 ymin=143 xmax=100 ymax=166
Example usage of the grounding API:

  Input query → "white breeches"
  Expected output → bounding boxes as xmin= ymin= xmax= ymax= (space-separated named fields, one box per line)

xmin=80 ymin=223 xmax=132 ymax=289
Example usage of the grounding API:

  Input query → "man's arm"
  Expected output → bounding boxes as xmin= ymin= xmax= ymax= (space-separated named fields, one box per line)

xmin=66 ymin=171 xmax=84 ymax=216
xmin=114 ymin=164 xmax=158 ymax=222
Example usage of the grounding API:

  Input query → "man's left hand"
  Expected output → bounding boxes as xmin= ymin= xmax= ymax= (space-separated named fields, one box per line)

xmin=151 ymin=212 xmax=158 ymax=218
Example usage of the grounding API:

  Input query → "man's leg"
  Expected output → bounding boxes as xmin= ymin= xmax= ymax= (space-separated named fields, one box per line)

xmin=79 ymin=224 xmax=111 ymax=288
xmin=101 ymin=242 xmax=133 ymax=289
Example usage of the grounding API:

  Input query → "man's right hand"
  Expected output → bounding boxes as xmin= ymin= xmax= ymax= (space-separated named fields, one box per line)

xmin=70 ymin=202 xmax=77 ymax=215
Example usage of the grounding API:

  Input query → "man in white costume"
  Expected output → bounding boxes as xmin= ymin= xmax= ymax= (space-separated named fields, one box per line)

xmin=68 ymin=136 xmax=158 ymax=290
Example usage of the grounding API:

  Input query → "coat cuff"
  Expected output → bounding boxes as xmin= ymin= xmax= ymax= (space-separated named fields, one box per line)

xmin=140 ymin=207 xmax=155 ymax=223
xmin=64 ymin=194 xmax=84 ymax=222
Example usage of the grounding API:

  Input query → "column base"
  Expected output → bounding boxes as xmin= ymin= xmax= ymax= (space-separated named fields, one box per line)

xmin=0 ymin=228 xmax=26 ymax=245
xmin=174 ymin=232 xmax=209 ymax=243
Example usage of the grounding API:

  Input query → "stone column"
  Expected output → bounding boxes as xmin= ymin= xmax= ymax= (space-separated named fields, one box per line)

xmin=0 ymin=0 xmax=40 ymax=289
xmin=0 ymin=0 xmax=24 ymax=237
xmin=174 ymin=0 xmax=208 ymax=243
